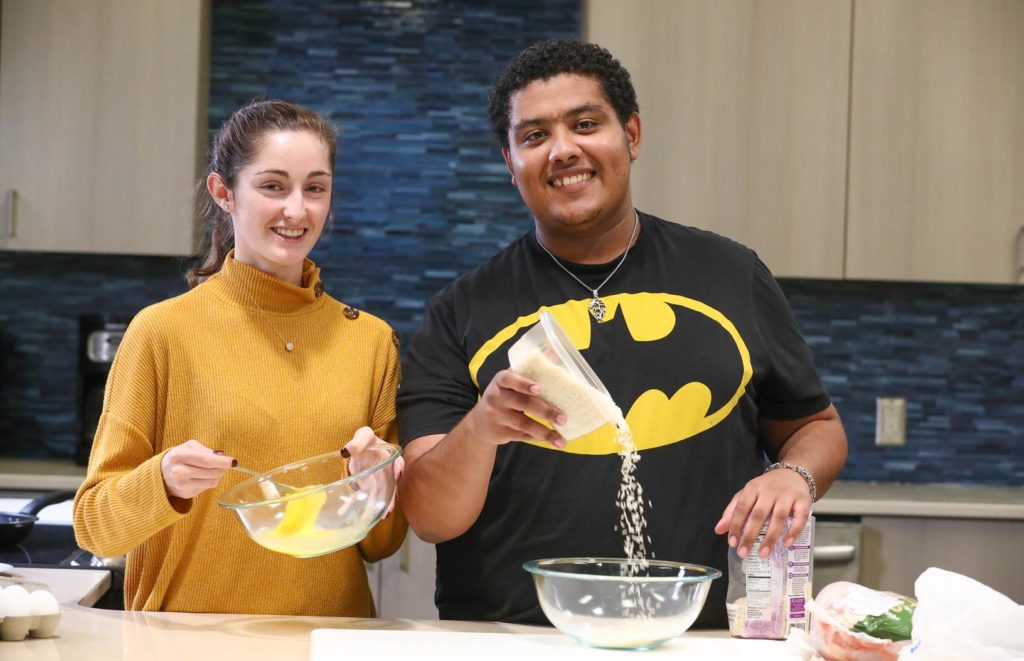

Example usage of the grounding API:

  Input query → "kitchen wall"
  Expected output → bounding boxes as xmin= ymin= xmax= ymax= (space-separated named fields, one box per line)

xmin=0 ymin=0 xmax=1020 ymax=485
xmin=781 ymin=279 xmax=1023 ymax=485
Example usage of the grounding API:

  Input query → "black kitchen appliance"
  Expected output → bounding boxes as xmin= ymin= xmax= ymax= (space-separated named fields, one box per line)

xmin=76 ymin=314 xmax=129 ymax=466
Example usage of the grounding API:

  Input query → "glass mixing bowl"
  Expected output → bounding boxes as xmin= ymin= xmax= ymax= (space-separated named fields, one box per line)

xmin=218 ymin=444 xmax=400 ymax=558
xmin=523 ymin=557 xmax=721 ymax=650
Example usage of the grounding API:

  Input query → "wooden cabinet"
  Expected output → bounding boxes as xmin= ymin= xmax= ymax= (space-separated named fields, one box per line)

xmin=586 ymin=0 xmax=852 ymax=279
xmin=846 ymin=0 xmax=1024 ymax=284
xmin=587 ymin=0 xmax=1024 ymax=284
xmin=860 ymin=516 xmax=1024 ymax=602
xmin=0 ymin=0 xmax=209 ymax=256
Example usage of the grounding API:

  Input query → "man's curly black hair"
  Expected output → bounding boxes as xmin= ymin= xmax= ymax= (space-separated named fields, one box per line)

xmin=488 ymin=38 xmax=639 ymax=149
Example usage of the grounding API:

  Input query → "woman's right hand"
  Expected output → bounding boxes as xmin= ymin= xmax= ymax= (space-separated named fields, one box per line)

xmin=161 ymin=440 xmax=235 ymax=500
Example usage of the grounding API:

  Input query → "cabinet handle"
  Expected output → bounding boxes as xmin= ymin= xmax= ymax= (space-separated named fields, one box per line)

xmin=1017 ymin=225 xmax=1024 ymax=284
xmin=814 ymin=544 xmax=856 ymax=563
xmin=4 ymin=189 xmax=16 ymax=238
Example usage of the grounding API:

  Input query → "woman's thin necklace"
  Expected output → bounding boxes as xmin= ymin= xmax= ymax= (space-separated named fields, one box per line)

xmin=241 ymin=288 xmax=304 ymax=352
xmin=536 ymin=209 xmax=640 ymax=322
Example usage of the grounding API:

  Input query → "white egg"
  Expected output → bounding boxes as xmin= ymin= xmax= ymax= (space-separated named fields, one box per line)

xmin=0 ymin=584 xmax=32 ymax=616
xmin=29 ymin=589 xmax=60 ymax=615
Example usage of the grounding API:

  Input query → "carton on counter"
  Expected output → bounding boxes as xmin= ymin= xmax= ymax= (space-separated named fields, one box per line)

xmin=725 ymin=515 xmax=815 ymax=639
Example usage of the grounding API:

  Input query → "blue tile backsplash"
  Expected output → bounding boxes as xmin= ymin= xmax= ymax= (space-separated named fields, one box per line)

xmin=780 ymin=280 xmax=1023 ymax=486
xmin=0 ymin=1 xmax=1020 ymax=486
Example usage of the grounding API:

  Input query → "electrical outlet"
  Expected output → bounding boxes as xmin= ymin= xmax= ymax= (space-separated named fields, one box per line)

xmin=875 ymin=397 xmax=907 ymax=446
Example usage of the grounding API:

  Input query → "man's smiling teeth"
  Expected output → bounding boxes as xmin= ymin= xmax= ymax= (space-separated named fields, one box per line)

xmin=272 ymin=227 xmax=305 ymax=238
xmin=551 ymin=172 xmax=594 ymax=187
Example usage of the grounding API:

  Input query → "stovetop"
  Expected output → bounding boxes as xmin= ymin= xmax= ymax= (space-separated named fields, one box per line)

xmin=0 ymin=522 xmax=78 ymax=565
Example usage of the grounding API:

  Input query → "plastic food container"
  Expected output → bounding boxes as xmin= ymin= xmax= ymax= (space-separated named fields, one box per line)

xmin=508 ymin=311 xmax=623 ymax=441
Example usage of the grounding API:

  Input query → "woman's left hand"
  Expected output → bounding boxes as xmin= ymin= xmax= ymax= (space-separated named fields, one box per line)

xmin=343 ymin=426 xmax=403 ymax=516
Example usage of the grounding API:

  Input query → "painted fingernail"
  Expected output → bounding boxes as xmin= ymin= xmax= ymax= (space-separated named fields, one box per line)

xmin=728 ymin=535 xmax=737 ymax=548
xmin=231 ymin=459 xmax=238 ymax=467
xmin=340 ymin=448 xmax=351 ymax=458
xmin=213 ymin=450 xmax=225 ymax=455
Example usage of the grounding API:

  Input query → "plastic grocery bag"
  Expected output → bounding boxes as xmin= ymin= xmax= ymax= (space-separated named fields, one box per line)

xmin=898 ymin=567 xmax=1024 ymax=660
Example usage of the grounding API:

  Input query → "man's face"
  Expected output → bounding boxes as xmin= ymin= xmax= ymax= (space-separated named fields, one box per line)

xmin=502 ymin=73 xmax=640 ymax=236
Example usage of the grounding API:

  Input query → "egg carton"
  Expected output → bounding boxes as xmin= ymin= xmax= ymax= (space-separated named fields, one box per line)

xmin=0 ymin=577 xmax=62 ymax=642
xmin=0 ymin=611 xmax=62 ymax=641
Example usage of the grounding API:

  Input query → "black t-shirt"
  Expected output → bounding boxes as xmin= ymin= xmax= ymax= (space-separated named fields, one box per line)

xmin=397 ymin=212 xmax=830 ymax=627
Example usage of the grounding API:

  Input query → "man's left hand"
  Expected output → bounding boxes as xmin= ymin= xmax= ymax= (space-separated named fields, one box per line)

xmin=713 ymin=468 xmax=812 ymax=559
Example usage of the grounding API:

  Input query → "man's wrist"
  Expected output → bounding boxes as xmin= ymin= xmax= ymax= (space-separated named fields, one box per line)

xmin=764 ymin=462 xmax=817 ymax=502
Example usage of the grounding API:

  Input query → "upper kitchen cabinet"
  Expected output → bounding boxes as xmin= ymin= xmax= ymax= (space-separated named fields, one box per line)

xmin=0 ymin=0 xmax=209 ymax=255
xmin=846 ymin=0 xmax=1024 ymax=284
xmin=585 ymin=0 xmax=852 ymax=279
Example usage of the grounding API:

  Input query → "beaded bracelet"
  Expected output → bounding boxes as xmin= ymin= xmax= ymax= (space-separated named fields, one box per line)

xmin=764 ymin=462 xmax=818 ymax=502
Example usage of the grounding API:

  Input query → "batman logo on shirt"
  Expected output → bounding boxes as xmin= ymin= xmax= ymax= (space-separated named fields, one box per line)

xmin=468 ymin=292 xmax=752 ymax=455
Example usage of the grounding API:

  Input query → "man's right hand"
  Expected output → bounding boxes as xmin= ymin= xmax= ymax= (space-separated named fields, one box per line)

xmin=463 ymin=369 xmax=568 ymax=449
xmin=160 ymin=440 xmax=235 ymax=501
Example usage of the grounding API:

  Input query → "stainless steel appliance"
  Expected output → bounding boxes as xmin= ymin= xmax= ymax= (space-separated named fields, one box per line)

xmin=76 ymin=315 xmax=128 ymax=465
xmin=813 ymin=516 xmax=863 ymax=595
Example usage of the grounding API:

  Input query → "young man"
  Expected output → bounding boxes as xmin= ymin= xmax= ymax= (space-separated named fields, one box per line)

xmin=396 ymin=38 xmax=847 ymax=627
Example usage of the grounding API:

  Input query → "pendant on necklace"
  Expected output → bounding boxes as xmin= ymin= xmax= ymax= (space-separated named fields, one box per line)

xmin=588 ymin=293 xmax=607 ymax=322
xmin=285 ymin=342 xmax=295 ymax=352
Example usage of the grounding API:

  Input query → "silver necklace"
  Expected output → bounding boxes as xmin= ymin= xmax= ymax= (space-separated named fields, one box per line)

xmin=536 ymin=209 xmax=639 ymax=322
xmin=241 ymin=288 xmax=305 ymax=352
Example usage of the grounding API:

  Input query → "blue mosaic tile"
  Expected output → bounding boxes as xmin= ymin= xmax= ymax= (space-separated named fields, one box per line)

xmin=779 ymin=279 xmax=1024 ymax=486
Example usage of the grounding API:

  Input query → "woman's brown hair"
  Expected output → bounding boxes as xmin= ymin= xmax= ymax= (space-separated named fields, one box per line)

xmin=186 ymin=99 xmax=337 ymax=288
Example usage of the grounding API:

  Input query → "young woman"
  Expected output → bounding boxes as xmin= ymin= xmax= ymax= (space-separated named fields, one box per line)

xmin=73 ymin=99 xmax=406 ymax=616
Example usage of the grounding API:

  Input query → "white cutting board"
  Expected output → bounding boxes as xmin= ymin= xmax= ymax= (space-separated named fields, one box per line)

xmin=310 ymin=629 xmax=811 ymax=660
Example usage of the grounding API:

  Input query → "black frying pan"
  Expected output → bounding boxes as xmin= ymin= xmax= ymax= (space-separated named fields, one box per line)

xmin=0 ymin=490 xmax=77 ymax=547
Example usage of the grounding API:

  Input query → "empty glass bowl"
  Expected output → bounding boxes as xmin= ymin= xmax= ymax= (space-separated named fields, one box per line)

xmin=523 ymin=558 xmax=721 ymax=650
xmin=218 ymin=444 xmax=400 ymax=558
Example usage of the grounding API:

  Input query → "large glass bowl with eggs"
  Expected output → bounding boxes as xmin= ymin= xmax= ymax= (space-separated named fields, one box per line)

xmin=523 ymin=558 xmax=721 ymax=650
xmin=218 ymin=444 xmax=400 ymax=558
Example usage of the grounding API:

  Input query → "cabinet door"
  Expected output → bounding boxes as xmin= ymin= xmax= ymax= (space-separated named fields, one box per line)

xmin=374 ymin=533 xmax=438 ymax=619
xmin=846 ymin=0 xmax=1024 ymax=284
xmin=860 ymin=516 xmax=1024 ymax=603
xmin=585 ymin=0 xmax=851 ymax=278
xmin=0 ymin=0 xmax=207 ymax=255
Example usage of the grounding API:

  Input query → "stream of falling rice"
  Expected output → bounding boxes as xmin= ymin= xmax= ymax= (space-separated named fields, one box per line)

xmin=612 ymin=417 xmax=655 ymax=617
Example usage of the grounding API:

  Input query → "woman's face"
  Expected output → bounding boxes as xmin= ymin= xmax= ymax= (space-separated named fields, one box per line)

xmin=226 ymin=130 xmax=333 ymax=284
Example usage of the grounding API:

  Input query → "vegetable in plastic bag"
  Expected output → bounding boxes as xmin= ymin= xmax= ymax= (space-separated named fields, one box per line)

xmin=809 ymin=581 xmax=915 ymax=661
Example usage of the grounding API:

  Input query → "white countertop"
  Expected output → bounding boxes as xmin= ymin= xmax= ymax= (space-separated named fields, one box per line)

xmin=815 ymin=480 xmax=1024 ymax=520
xmin=0 ymin=568 xmax=811 ymax=660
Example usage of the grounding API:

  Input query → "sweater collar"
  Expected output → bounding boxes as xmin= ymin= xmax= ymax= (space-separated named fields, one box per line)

xmin=207 ymin=251 xmax=324 ymax=314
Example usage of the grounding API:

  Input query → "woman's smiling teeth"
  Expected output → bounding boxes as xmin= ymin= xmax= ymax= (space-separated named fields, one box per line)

xmin=551 ymin=172 xmax=595 ymax=188
xmin=272 ymin=227 xmax=306 ymax=238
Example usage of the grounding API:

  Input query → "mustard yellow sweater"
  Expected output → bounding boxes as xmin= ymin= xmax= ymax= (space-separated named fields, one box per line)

xmin=73 ymin=254 xmax=407 ymax=616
